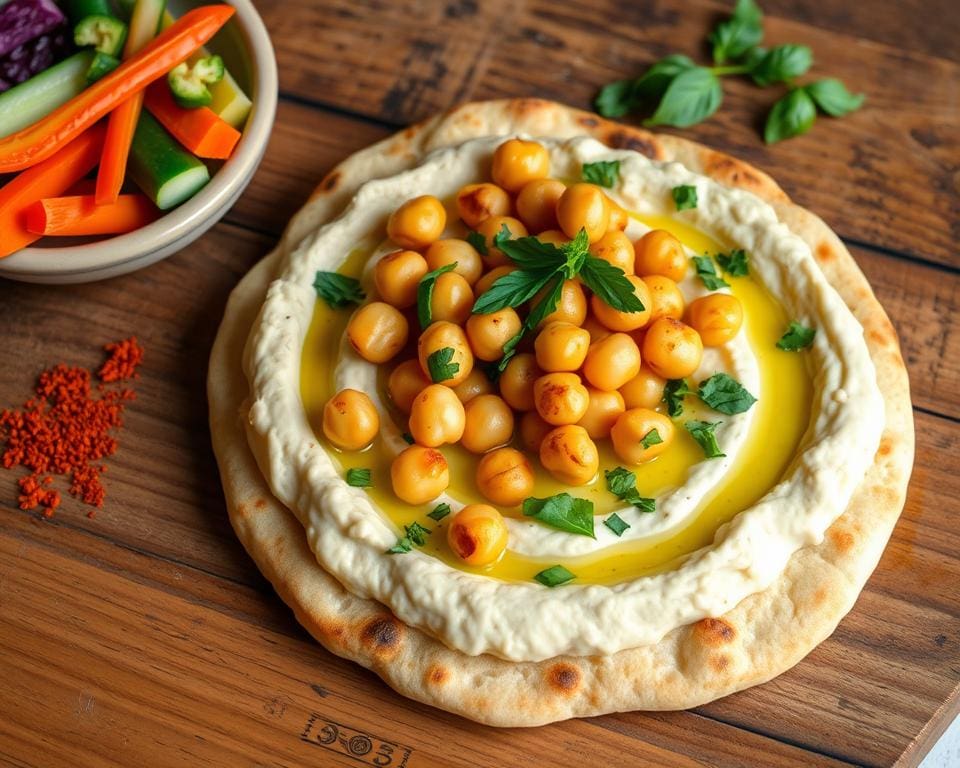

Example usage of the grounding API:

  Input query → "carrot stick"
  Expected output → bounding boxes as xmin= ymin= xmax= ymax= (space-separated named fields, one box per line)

xmin=25 ymin=193 xmax=159 ymax=236
xmin=0 ymin=5 xmax=234 ymax=174
xmin=144 ymin=81 xmax=240 ymax=159
xmin=96 ymin=93 xmax=143 ymax=204
xmin=0 ymin=123 xmax=106 ymax=259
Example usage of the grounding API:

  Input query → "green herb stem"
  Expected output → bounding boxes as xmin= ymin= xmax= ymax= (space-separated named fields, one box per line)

xmin=709 ymin=64 xmax=752 ymax=76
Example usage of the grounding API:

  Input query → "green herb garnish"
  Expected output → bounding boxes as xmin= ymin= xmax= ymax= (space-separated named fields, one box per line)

xmin=672 ymin=185 xmax=698 ymax=211
xmin=466 ymin=230 xmax=488 ymax=255
xmin=716 ymin=249 xmax=749 ymax=276
xmin=777 ymin=321 xmax=816 ymax=351
xmin=698 ymin=373 xmax=757 ymax=415
xmin=417 ymin=261 xmax=457 ymax=329
xmin=709 ymin=0 xmax=762 ymax=64
xmin=345 ymin=468 xmax=372 ymax=487
xmin=534 ymin=565 xmax=576 ymax=588
xmin=386 ymin=521 xmax=433 ymax=554
xmin=604 ymin=513 xmax=631 ymax=537
xmin=426 ymin=347 xmax=460 ymax=382
xmin=804 ymin=78 xmax=865 ymax=117
xmin=692 ymin=255 xmax=730 ymax=290
xmin=750 ymin=44 xmax=812 ymax=86
xmin=641 ymin=428 xmax=663 ymax=449
xmin=582 ymin=160 xmax=620 ymax=188
xmin=662 ymin=378 xmax=693 ymax=418
xmin=427 ymin=503 xmax=451 ymax=522
xmin=685 ymin=420 xmax=726 ymax=459
xmin=313 ymin=271 xmax=364 ymax=309
xmin=604 ymin=467 xmax=656 ymax=513
xmin=764 ymin=87 xmax=816 ymax=144
xmin=522 ymin=493 xmax=596 ymax=538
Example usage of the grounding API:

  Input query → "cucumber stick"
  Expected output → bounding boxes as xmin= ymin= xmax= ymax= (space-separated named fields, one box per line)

xmin=125 ymin=0 xmax=165 ymax=53
xmin=0 ymin=50 xmax=95 ymax=138
xmin=129 ymin=111 xmax=209 ymax=210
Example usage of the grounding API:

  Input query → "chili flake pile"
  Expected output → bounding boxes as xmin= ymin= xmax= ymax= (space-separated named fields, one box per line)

xmin=0 ymin=337 xmax=144 ymax=518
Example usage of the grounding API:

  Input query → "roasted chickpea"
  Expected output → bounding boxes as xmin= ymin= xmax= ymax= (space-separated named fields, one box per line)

xmin=476 ymin=215 xmax=529 ymax=266
xmin=534 ymin=321 xmax=590 ymax=372
xmin=424 ymin=238 xmax=484 ymax=286
xmin=322 ymin=389 xmax=380 ymax=450
xmin=465 ymin=307 xmax=522 ymax=361
xmin=447 ymin=503 xmax=509 ymax=566
xmin=581 ymin=333 xmax=642 ymax=391
xmin=556 ymin=183 xmax=610 ymax=243
xmin=642 ymin=274 xmax=685 ymax=322
xmin=452 ymin=367 xmax=493 ymax=404
xmin=373 ymin=250 xmax=428 ymax=308
xmin=391 ymin=445 xmax=449 ymax=505
xmin=687 ymin=293 xmax=744 ymax=346
xmin=634 ymin=229 xmax=688 ymax=282
xmin=619 ymin=365 xmax=666 ymax=409
xmin=577 ymin=387 xmax=625 ymax=440
xmin=474 ymin=265 xmax=517 ymax=296
xmin=537 ymin=229 xmax=569 ymax=246
xmin=491 ymin=138 xmax=550 ymax=192
xmin=589 ymin=230 xmax=635 ymax=275
xmin=536 ymin=279 xmax=587 ymax=327
xmin=642 ymin=318 xmax=704 ymax=380
xmin=499 ymin=352 xmax=542 ymax=411
xmin=519 ymin=410 xmax=553 ymax=452
xmin=347 ymin=301 xmax=409 ymax=363
xmin=387 ymin=358 xmax=431 ymax=413
xmin=475 ymin=447 xmax=534 ymax=506
xmin=582 ymin=313 xmax=612 ymax=343
xmin=418 ymin=320 xmax=474 ymax=386
xmin=386 ymin=195 xmax=446 ymax=250
xmin=456 ymin=182 xmax=511 ymax=228
xmin=590 ymin=275 xmax=652 ymax=332
xmin=607 ymin=196 xmax=629 ymax=231
xmin=610 ymin=408 xmax=675 ymax=465
xmin=516 ymin=178 xmax=565 ymax=233
xmin=461 ymin=394 xmax=515 ymax=454
xmin=539 ymin=425 xmax=599 ymax=485
xmin=430 ymin=271 xmax=474 ymax=324
xmin=408 ymin=384 xmax=466 ymax=447
xmin=533 ymin=372 xmax=590 ymax=426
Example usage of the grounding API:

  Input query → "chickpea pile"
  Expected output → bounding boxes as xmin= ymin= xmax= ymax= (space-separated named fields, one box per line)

xmin=322 ymin=139 xmax=745 ymax=567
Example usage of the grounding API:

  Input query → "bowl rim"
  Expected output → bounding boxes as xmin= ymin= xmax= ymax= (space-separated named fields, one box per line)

xmin=0 ymin=0 xmax=278 ymax=279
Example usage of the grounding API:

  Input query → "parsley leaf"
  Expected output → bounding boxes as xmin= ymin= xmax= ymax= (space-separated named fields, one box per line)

xmin=641 ymin=428 xmax=664 ymax=449
xmin=535 ymin=565 xmax=576 ymax=587
xmin=805 ymin=78 xmax=865 ymax=117
xmin=313 ymin=271 xmax=364 ymax=309
xmin=580 ymin=256 xmax=646 ymax=313
xmin=385 ymin=522 xmax=433 ymax=554
xmin=522 ymin=493 xmax=596 ymax=538
xmin=662 ymin=378 xmax=692 ymax=417
xmin=777 ymin=321 xmax=816 ymax=351
xmin=604 ymin=513 xmax=631 ymax=537
xmin=604 ymin=467 xmax=656 ymax=513
xmin=345 ymin=468 xmax=372 ymax=487
xmin=716 ymin=249 xmax=749 ymax=276
xmin=466 ymin=230 xmax=487 ymax=255
xmin=417 ymin=261 xmax=457 ymax=329
xmin=386 ymin=538 xmax=412 ymax=554
xmin=582 ymin=160 xmax=621 ymax=188
xmin=698 ymin=373 xmax=757 ymax=414
xmin=426 ymin=347 xmax=460 ymax=383
xmin=685 ymin=420 xmax=725 ymax=459
xmin=472 ymin=268 xmax=556 ymax=314
xmin=427 ymin=503 xmax=451 ymax=522
xmin=692 ymin=255 xmax=730 ymax=290
xmin=672 ymin=185 xmax=698 ymax=211
xmin=709 ymin=0 xmax=763 ymax=64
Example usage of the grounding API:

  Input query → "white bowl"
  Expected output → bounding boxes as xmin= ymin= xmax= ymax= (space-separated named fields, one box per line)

xmin=0 ymin=0 xmax=278 ymax=284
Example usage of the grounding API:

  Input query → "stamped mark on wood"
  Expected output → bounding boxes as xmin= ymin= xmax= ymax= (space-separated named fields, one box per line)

xmin=300 ymin=713 xmax=413 ymax=767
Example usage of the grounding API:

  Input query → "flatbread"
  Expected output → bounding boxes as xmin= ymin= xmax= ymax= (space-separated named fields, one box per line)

xmin=208 ymin=99 xmax=913 ymax=726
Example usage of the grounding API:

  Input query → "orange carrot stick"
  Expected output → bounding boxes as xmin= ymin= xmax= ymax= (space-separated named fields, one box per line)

xmin=25 ymin=193 xmax=159 ymax=236
xmin=0 ymin=123 xmax=106 ymax=259
xmin=0 ymin=5 xmax=234 ymax=174
xmin=144 ymin=81 xmax=241 ymax=159
xmin=96 ymin=91 xmax=144 ymax=205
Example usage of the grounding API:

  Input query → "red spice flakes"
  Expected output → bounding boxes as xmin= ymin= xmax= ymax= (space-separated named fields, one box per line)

xmin=1 ymin=337 xmax=144 ymax=518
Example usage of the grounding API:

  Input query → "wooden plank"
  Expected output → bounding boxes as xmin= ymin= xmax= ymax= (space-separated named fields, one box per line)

xmin=255 ymin=0 xmax=960 ymax=270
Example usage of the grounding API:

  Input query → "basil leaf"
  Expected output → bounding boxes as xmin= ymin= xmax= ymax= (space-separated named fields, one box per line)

xmin=765 ymin=88 xmax=817 ymax=144
xmin=523 ymin=493 xmax=596 ymax=538
xmin=805 ymin=78 xmax=865 ymax=117
xmin=313 ymin=271 xmax=365 ymax=309
xmin=416 ymin=261 xmax=457 ymax=329
xmin=604 ymin=513 xmax=631 ymax=537
xmin=698 ymin=373 xmax=757 ymax=414
xmin=709 ymin=0 xmax=763 ymax=64
xmin=594 ymin=55 xmax=696 ymax=118
xmin=685 ymin=420 xmax=726 ymax=459
xmin=472 ymin=267 xmax=555 ymax=314
xmin=345 ymin=468 xmax=372 ymax=487
xmin=535 ymin=565 xmax=576 ymax=587
xmin=426 ymin=347 xmax=460 ymax=383
xmin=641 ymin=428 xmax=664 ymax=449
xmin=663 ymin=378 xmax=692 ymax=417
xmin=582 ymin=160 xmax=621 ymax=188
xmin=594 ymin=78 xmax=639 ymax=119
xmin=777 ymin=321 xmax=816 ymax=351
xmin=427 ymin=503 xmax=451 ymax=522
xmin=672 ymin=184 xmax=698 ymax=211
xmin=603 ymin=467 xmax=656 ymax=513
xmin=716 ymin=248 xmax=749 ymax=276
xmin=466 ymin=230 xmax=487 ymax=255
xmin=692 ymin=255 xmax=730 ymax=290
xmin=750 ymin=44 xmax=813 ymax=86
xmin=580 ymin=256 xmax=646 ymax=313
xmin=645 ymin=67 xmax=723 ymax=128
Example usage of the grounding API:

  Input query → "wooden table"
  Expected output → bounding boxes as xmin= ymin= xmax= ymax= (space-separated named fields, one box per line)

xmin=2 ymin=2 xmax=958 ymax=766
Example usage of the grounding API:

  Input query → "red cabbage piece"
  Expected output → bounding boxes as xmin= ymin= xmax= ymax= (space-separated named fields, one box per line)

xmin=0 ymin=0 xmax=65 ymax=59
xmin=0 ymin=28 xmax=71 ymax=92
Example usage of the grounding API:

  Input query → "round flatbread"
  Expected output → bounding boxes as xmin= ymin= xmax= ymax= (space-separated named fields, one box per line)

xmin=208 ymin=99 xmax=913 ymax=726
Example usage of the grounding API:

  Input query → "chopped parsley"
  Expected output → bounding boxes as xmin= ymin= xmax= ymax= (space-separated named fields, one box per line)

xmin=466 ymin=230 xmax=488 ymax=255
xmin=672 ymin=184 xmax=698 ymax=211
xmin=386 ymin=521 xmax=433 ymax=554
xmin=426 ymin=347 xmax=460 ymax=383
xmin=427 ymin=503 xmax=451 ymax=522
xmin=685 ymin=420 xmax=725 ymax=459
xmin=534 ymin=565 xmax=576 ymax=588
xmin=604 ymin=467 xmax=656 ymax=513
xmin=662 ymin=378 xmax=693 ymax=417
xmin=603 ymin=513 xmax=631 ymax=537
xmin=698 ymin=373 xmax=757 ymax=415
xmin=582 ymin=160 xmax=621 ymax=188
xmin=777 ymin=321 xmax=816 ymax=351
xmin=416 ymin=261 xmax=458 ymax=329
xmin=716 ymin=248 xmax=749 ymax=276
xmin=313 ymin=271 xmax=365 ymax=309
xmin=345 ymin=468 xmax=372 ymax=487
xmin=522 ymin=493 xmax=595 ymax=538
xmin=692 ymin=255 xmax=730 ymax=290
xmin=640 ymin=428 xmax=664 ymax=449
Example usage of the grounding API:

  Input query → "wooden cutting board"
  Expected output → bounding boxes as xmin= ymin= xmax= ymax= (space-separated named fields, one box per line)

xmin=1 ymin=1 xmax=958 ymax=766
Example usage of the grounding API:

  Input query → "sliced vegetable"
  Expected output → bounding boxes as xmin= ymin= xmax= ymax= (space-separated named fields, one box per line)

xmin=0 ymin=4 xmax=235 ymax=173
xmin=85 ymin=50 xmax=118 ymax=82
xmin=0 ymin=28 xmax=71 ymax=92
xmin=63 ymin=0 xmax=113 ymax=26
xmin=144 ymin=80 xmax=239 ymax=159
xmin=0 ymin=49 xmax=93 ymax=138
xmin=0 ymin=122 xmax=104 ymax=258
xmin=0 ymin=0 xmax=65 ymax=59
xmin=167 ymin=53 xmax=222 ymax=107
xmin=73 ymin=14 xmax=127 ymax=57
xmin=24 ymin=192 xmax=158 ymax=235
xmin=128 ymin=110 xmax=208 ymax=210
